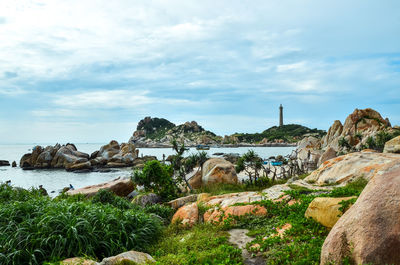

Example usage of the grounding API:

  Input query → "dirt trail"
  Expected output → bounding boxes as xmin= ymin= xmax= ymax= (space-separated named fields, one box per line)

xmin=228 ymin=229 xmax=265 ymax=265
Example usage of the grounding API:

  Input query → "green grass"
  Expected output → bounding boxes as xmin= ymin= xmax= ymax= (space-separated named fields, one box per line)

xmin=0 ymin=184 xmax=165 ymax=265
xmin=149 ymin=224 xmax=242 ymax=265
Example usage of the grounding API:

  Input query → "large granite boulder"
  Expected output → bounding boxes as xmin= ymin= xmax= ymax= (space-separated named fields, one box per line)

xmin=305 ymin=196 xmax=356 ymax=228
xmin=383 ymin=135 xmax=400 ymax=153
xmin=202 ymin=158 xmax=238 ymax=186
xmin=321 ymin=120 xmax=343 ymax=150
xmin=320 ymin=163 xmax=400 ymax=265
xmin=171 ymin=202 xmax=199 ymax=226
xmin=204 ymin=205 xmax=267 ymax=224
xmin=66 ymin=177 xmax=135 ymax=197
xmin=168 ymin=194 xmax=198 ymax=209
xmin=304 ymin=150 xmax=400 ymax=185
xmin=317 ymin=147 xmax=337 ymax=167
xmin=51 ymin=145 xmax=89 ymax=169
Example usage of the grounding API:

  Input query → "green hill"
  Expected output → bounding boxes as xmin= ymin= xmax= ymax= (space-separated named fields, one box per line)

xmin=232 ymin=124 xmax=326 ymax=143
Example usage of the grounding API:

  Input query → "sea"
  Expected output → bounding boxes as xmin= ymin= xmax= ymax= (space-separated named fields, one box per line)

xmin=0 ymin=144 xmax=295 ymax=196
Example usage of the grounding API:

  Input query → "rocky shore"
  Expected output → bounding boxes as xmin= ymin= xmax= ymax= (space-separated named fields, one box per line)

xmin=19 ymin=141 xmax=156 ymax=172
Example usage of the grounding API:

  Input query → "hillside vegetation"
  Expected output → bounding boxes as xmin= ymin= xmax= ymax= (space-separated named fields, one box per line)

xmin=232 ymin=124 xmax=326 ymax=143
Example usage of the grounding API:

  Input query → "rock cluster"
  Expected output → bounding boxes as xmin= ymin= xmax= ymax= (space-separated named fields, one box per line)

xmin=19 ymin=141 xmax=139 ymax=171
xmin=296 ymin=108 xmax=399 ymax=168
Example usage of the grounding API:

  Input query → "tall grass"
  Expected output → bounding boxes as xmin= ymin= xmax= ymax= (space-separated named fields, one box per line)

xmin=0 ymin=184 xmax=163 ymax=265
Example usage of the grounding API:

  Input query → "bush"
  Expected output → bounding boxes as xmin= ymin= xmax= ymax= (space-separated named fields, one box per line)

xmin=132 ymin=160 xmax=178 ymax=201
xmin=0 ymin=184 xmax=163 ymax=265
xmin=91 ymin=189 xmax=132 ymax=210
xmin=150 ymin=224 xmax=242 ymax=265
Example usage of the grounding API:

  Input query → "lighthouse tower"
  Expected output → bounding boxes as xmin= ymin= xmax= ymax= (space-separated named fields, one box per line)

xmin=279 ymin=104 xmax=283 ymax=127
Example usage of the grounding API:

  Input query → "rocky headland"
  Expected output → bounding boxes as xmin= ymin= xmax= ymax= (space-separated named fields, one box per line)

xmin=128 ymin=116 xmax=318 ymax=148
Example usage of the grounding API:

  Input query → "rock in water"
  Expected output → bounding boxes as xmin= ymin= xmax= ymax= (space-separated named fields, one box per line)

xmin=320 ymin=162 xmax=400 ymax=264
xmin=0 ymin=160 xmax=10 ymax=166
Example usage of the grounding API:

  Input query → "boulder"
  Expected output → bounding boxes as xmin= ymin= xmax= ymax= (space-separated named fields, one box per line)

xmin=262 ymin=184 xmax=291 ymax=200
xmin=97 ymin=140 xmax=120 ymax=160
xmin=304 ymin=150 xmax=400 ymax=185
xmin=204 ymin=205 xmax=267 ymax=224
xmin=205 ymin=191 xmax=265 ymax=208
xmin=66 ymin=177 xmax=135 ymax=197
xmin=0 ymin=160 xmax=10 ymax=166
xmin=51 ymin=145 xmax=89 ymax=169
xmin=99 ymin=250 xmax=155 ymax=265
xmin=171 ymin=202 xmax=199 ymax=226
xmin=202 ymin=158 xmax=238 ymax=185
xmin=383 ymin=135 xmax=400 ymax=153
xmin=321 ymin=120 xmax=343 ymax=149
xmin=188 ymin=170 xmax=202 ymax=189
xmin=168 ymin=194 xmax=198 ymax=209
xmin=132 ymin=193 xmax=161 ymax=207
xmin=11 ymin=161 xmax=16 ymax=167
xmin=318 ymin=147 xmax=337 ymax=166
xmin=320 ymin=163 xmax=400 ymax=265
xmin=305 ymin=196 xmax=356 ymax=228
xmin=20 ymin=153 xmax=33 ymax=168
xmin=65 ymin=161 xmax=93 ymax=172
xmin=61 ymin=257 xmax=98 ymax=265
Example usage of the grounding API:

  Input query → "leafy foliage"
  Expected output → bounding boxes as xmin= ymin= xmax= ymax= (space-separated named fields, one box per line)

xmin=0 ymin=184 xmax=163 ymax=265
xmin=235 ymin=150 xmax=263 ymax=184
xmin=132 ymin=160 xmax=178 ymax=201
xmin=232 ymin=124 xmax=325 ymax=143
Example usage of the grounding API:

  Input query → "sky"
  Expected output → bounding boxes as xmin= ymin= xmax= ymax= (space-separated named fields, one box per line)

xmin=0 ymin=0 xmax=399 ymax=144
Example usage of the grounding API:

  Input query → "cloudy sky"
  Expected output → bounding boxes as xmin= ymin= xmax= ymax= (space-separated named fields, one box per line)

xmin=0 ymin=0 xmax=399 ymax=144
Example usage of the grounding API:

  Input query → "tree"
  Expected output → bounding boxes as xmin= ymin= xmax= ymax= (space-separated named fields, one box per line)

xmin=132 ymin=160 xmax=178 ymax=200
xmin=169 ymin=139 xmax=210 ymax=192
xmin=235 ymin=150 xmax=263 ymax=184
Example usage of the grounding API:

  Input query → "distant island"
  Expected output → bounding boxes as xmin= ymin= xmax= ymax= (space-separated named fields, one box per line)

xmin=128 ymin=116 xmax=325 ymax=148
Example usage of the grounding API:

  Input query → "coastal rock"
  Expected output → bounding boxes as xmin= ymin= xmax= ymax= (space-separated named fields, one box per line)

xmin=11 ymin=161 xmax=16 ymax=167
xmin=65 ymin=161 xmax=92 ymax=172
xmin=304 ymin=150 xmax=400 ymax=185
xmin=321 ymin=120 xmax=343 ymax=150
xmin=66 ymin=177 xmax=135 ymax=197
xmin=171 ymin=202 xmax=199 ymax=226
xmin=168 ymin=194 xmax=198 ymax=210
xmin=51 ymin=145 xmax=89 ymax=169
xmin=318 ymin=147 xmax=337 ymax=166
xmin=204 ymin=205 xmax=267 ymax=224
xmin=320 ymin=163 xmax=400 ymax=265
xmin=0 ymin=160 xmax=10 ymax=166
xmin=20 ymin=153 xmax=33 ymax=168
xmin=383 ymin=135 xmax=400 ymax=153
xmin=97 ymin=140 xmax=120 ymax=160
xmin=296 ymin=136 xmax=322 ymax=167
xmin=188 ymin=170 xmax=202 ymax=189
xmin=305 ymin=196 xmax=356 ymax=228
xmin=262 ymin=184 xmax=291 ymax=200
xmin=132 ymin=193 xmax=161 ymax=207
xmin=202 ymin=158 xmax=238 ymax=186
xmin=61 ymin=257 xmax=98 ymax=265
xmin=205 ymin=192 xmax=265 ymax=208
xmin=99 ymin=250 xmax=155 ymax=265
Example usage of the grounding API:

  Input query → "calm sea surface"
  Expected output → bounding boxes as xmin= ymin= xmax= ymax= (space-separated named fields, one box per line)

xmin=0 ymin=144 xmax=295 ymax=196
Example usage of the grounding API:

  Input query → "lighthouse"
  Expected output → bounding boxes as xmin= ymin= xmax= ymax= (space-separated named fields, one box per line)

xmin=279 ymin=104 xmax=283 ymax=127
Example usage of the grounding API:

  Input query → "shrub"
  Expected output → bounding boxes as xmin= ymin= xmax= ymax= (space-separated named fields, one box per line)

xmin=132 ymin=160 xmax=178 ymax=201
xmin=0 ymin=186 xmax=163 ymax=265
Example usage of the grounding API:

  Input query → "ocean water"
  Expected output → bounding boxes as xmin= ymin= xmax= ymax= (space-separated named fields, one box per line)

xmin=0 ymin=144 xmax=295 ymax=196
